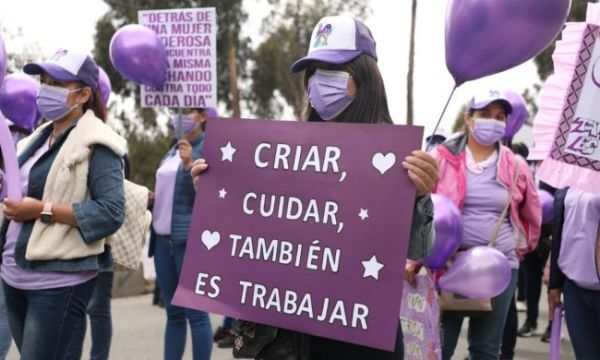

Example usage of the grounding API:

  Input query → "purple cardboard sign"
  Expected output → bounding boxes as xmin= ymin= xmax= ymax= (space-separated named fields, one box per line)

xmin=400 ymin=274 xmax=441 ymax=360
xmin=172 ymin=118 xmax=423 ymax=351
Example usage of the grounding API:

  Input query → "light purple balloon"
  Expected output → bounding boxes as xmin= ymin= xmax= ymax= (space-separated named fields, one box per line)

xmin=423 ymin=194 xmax=462 ymax=269
xmin=439 ymin=246 xmax=511 ymax=299
xmin=98 ymin=66 xmax=111 ymax=106
xmin=206 ymin=107 xmax=218 ymax=118
xmin=0 ymin=35 xmax=6 ymax=85
xmin=445 ymin=0 xmax=570 ymax=85
xmin=109 ymin=24 xmax=167 ymax=88
xmin=503 ymin=90 xmax=528 ymax=140
xmin=0 ymin=73 xmax=39 ymax=131
xmin=539 ymin=189 xmax=554 ymax=224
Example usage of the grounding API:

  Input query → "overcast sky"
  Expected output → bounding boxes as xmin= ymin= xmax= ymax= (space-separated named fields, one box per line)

xmin=0 ymin=0 xmax=540 ymax=137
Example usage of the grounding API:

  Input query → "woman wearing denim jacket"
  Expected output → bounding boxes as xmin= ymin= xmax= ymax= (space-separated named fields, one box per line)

xmin=191 ymin=15 xmax=438 ymax=360
xmin=0 ymin=49 xmax=125 ymax=359
xmin=149 ymin=107 xmax=212 ymax=360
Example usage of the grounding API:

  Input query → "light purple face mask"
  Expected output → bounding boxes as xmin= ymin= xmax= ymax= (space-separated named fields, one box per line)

xmin=308 ymin=69 xmax=354 ymax=121
xmin=36 ymin=84 xmax=83 ymax=121
xmin=170 ymin=115 xmax=198 ymax=138
xmin=471 ymin=118 xmax=506 ymax=146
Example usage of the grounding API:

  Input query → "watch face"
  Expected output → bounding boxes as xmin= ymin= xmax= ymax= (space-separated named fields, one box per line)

xmin=40 ymin=213 xmax=53 ymax=224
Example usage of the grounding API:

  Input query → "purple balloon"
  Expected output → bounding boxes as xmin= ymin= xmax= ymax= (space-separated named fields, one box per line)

xmin=439 ymin=246 xmax=511 ymax=299
xmin=423 ymin=194 xmax=462 ymax=269
xmin=445 ymin=0 xmax=570 ymax=85
xmin=109 ymin=24 xmax=167 ymax=88
xmin=503 ymin=90 xmax=528 ymax=140
xmin=206 ymin=107 xmax=218 ymax=118
xmin=98 ymin=66 xmax=111 ymax=106
xmin=0 ymin=73 xmax=39 ymax=131
xmin=0 ymin=36 xmax=6 ymax=85
xmin=539 ymin=189 xmax=554 ymax=224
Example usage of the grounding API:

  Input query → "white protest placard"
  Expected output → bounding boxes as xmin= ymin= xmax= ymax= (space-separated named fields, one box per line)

xmin=138 ymin=8 xmax=217 ymax=108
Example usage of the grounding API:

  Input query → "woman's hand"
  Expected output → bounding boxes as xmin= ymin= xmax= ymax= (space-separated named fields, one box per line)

xmin=405 ymin=261 xmax=422 ymax=288
xmin=178 ymin=140 xmax=193 ymax=171
xmin=402 ymin=151 xmax=439 ymax=196
xmin=3 ymin=197 xmax=43 ymax=222
xmin=548 ymin=288 xmax=562 ymax=321
xmin=191 ymin=158 xmax=208 ymax=190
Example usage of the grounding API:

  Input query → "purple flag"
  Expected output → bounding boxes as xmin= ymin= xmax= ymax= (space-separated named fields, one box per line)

xmin=173 ymin=118 xmax=423 ymax=350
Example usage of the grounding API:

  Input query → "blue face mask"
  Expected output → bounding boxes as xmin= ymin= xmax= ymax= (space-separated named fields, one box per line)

xmin=36 ymin=84 xmax=84 ymax=121
xmin=307 ymin=69 xmax=354 ymax=121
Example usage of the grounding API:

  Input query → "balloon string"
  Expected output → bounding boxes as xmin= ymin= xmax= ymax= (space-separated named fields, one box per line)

xmin=425 ymin=84 xmax=458 ymax=149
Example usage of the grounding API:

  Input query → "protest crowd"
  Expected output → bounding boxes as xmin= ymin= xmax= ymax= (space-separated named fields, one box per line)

xmin=0 ymin=1 xmax=599 ymax=360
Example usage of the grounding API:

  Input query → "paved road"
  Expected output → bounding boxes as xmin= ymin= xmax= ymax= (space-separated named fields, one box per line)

xmin=6 ymin=293 xmax=574 ymax=359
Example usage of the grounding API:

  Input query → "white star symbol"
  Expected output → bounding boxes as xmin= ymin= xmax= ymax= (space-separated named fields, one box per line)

xmin=362 ymin=255 xmax=384 ymax=280
xmin=219 ymin=188 xmax=227 ymax=199
xmin=358 ymin=208 xmax=369 ymax=221
xmin=220 ymin=141 xmax=237 ymax=162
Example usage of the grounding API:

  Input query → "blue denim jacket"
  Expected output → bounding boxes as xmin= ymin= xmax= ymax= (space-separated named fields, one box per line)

xmin=0 ymin=123 xmax=125 ymax=272
xmin=149 ymin=134 xmax=204 ymax=256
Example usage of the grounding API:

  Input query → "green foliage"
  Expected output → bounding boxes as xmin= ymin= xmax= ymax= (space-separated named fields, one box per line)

xmin=250 ymin=0 xmax=370 ymax=119
xmin=534 ymin=0 xmax=596 ymax=80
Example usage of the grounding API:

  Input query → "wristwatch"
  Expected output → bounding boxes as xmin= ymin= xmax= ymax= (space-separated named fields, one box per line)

xmin=40 ymin=202 xmax=54 ymax=224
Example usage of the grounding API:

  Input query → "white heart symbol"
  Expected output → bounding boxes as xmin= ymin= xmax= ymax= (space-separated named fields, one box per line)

xmin=372 ymin=153 xmax=396 ymax=175
xmin=201 ymin=230 xmax=220 ymax=251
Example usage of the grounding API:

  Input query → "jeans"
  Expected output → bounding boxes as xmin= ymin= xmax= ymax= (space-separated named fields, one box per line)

xmin=442 ymin=270 xmax=518 ymax=360
xmin=3 ymin=277 xmax=97 ymax=360
xmin=500 ymin=296 xmax=517 ymax=359
xmin=563 ymin=278 xmax=600 ymax=359
xmin=523 ymin=250 xmax=548 ymax=327
xmin=154 ymin=237 xmax=212 ymax=360
xmin=0 ymin=281 xmax=11 ymax=359
xmin=66 ymin=271 xmax=114 ymax=360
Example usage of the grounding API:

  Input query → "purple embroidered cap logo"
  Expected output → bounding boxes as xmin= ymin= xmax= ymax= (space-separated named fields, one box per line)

xmin=468 ymin=89 xmax=513 ymax=115
xmin=23 ymin=48 xmax=99 ymax=91
xmin=291 ymin=15 xmax=377 ymax=73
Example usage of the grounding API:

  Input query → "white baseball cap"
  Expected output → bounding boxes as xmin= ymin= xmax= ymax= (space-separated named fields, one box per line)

xmin=291 ymin=15 xmax=377 ymax=73
xmin=468 ymin=89 xmax=513 ymax=115
xmin=24 ymin=48 xmax=99 ymax=91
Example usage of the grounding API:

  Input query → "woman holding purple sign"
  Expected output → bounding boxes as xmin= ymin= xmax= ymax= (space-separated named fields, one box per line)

xmin=428 ymin=90 xmax=541 ymax=360
xmin=149 ymin=107 xmax=212 ymax=360
xmin=193 ymin=15 xmax=438 ymax=360
xmin=548 ymin=187 xmax=600 ymax=359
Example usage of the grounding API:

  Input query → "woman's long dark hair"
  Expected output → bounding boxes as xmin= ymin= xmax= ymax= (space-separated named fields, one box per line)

xmin=82 ymin=85 xmax=107 ymax=123
xmin=303 ymin=54 xmax=393 ymax=125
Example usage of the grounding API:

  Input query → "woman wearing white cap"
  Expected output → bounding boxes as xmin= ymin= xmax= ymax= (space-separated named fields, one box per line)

xmin=192 ymin=15 xmax=438 ymax=359
xmin=427 ymin=90 xmax=541 ymax=359
xmin=0 ymin=49 xmax=126 ymax=359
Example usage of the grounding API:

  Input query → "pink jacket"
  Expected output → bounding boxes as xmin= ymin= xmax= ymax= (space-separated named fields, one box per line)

xmin=431 ymin=134 xmax=542 ymax=258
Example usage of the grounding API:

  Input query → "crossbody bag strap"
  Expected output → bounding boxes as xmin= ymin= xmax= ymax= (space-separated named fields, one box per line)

xmin=489 ymin=162 xmax=520 ymax=248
